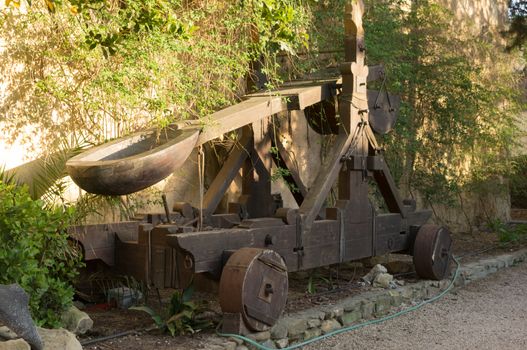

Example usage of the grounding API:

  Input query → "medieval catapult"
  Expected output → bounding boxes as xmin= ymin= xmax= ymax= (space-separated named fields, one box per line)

xmin=67 ymin=0 xmax=453 ymax=334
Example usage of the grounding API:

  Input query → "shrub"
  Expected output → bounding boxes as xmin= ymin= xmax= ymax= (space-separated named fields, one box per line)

xmin=510 ymin=155 xmax=527 ymax=208
xmin=0 ymin=181 xmax=81 ymax=327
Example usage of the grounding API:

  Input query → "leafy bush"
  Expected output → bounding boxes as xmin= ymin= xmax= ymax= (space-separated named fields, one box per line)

xmin=0 ymin=181 xmax=81 ymax=327
xmin=487 ymin=219 xmax=527 ymax=243
xmin=131 ymin=283 xmax=213 ymax=336
xmin=510 ymin=155 xmax=527 ymax=208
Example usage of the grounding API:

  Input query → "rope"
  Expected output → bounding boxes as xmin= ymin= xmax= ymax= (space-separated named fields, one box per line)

xmin=197 ymin=145 xmax=205 ymax=231
xmin=217 ymin=256 xmax=461 ymax=350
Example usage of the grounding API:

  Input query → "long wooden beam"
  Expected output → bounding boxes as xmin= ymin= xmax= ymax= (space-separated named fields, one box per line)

xmin=202 ymin=127 xmax=252 ymax=216
xmin=197 ymin=79 xmax=338 ymax=146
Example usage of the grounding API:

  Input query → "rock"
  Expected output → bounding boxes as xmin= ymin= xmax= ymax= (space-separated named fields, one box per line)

xmin=320 ymin=319 xmax=341 ymax=334
xmin=72 ymin=301 xmax=85 ymax=310
xmin=261 ymin=340 xmax=276 ymax=349
xmin=303 ymin=328 xmax=321 ymax=339
xmin=306 ymin=319 xmax=321 ymax=328
xmin=107 ymin=287 xmax=143 ymax=309
xmin=37 ymin=327 xmax=82 ymax=350
xmin=362 ymin=264 xmax=388 ymax=284
xmin=0 ymin=339 xmax=30 ymax=350
xmin=222 ymin=341 xmax=237 ymax=350
xmin=283 ymin=318 xmax=307 ymax=337
xmin=373 ymin=273 xmax=394 ymax=288
xmin=384 ymin=261 xmax=413 ymax=274
xmin=388 ymin=290 xmax=402 ymax=306
xmin=342 ymin=299 xmax=361 ymax=312
xmin=247 ymin=331 xmax=270 ymax=342
xmin=339 ymin=310 xmax=361 ymax=326
xmin=0 ymin=327 xmax=17 ymax=340
xmin=229 ymin=337 xmax=244 ymax=345
xmin=323 ymin=306 xmax=343 ymax=319
xmin=270 ymin=323 xmax=288 ymax=339
xmin=235 ymin=346 xmax=249 ymax=350
xmin=61 ymin=305 xmax=93 ymax=335
xmin=275 ymin=338 xmax=289 ymax=349
xmin=374 ymin=295 xmax=392 ymax=316
xmin=361 ymin=300 xmax=375 ymax=318
xmin=400 ymin=286 xmax=414 ymax=301
xmin=0 ymin=284 xmax=43 ymax=350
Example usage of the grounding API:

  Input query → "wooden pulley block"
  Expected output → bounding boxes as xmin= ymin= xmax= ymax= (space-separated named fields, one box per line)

xmin=367 ymin=90 xmax=400 ymax=135
xmin=219 ymin=248 xmax=288 ymax=333
xmin=304 ymin=98 xmax=339 ymax=135
xmin=413 ymin=225 xmax=452 ymax=280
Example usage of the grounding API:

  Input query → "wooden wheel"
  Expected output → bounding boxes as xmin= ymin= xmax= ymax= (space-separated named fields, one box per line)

xmin=219 ymin=248 xmax=288 ymax=332
xmin=413 ymin=225 xmax=452 ymax=280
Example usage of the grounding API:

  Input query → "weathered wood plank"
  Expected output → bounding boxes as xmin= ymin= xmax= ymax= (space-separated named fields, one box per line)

xmin=69 ymin=221 xmax=140 ymax=265
xmin=203 ymin=126 xmax=251 ymax=215
xmin=198 ymin=80 xmax=339 ymax=146
xmin=371 ymin=156 xmax=407 ymax=217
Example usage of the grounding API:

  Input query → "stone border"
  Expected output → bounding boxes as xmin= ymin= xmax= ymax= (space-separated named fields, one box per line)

xmin=206 ymin=249 xmax=527 ymax=350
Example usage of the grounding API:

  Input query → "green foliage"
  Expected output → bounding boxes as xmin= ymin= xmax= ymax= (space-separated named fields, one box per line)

xmin=510 ymin=155 xmax=527 ymax=208
xmin=487 ymin=219 xmax=527 ymax=243
xmin=306 ymin=268 xmax=334 ymax=294
xmin=130 ymin=283 xmax=213 ymax=336
xmin=1 ymin=0 xmax=309 ymax=151
xmin=362 ymin=0 xmax=522 ymax=207
xmin=0 ymin=181 xmax=81 ymax=327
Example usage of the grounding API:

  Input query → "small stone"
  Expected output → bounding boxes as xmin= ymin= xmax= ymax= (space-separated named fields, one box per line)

xmin=37 ymin=327 xmax=82 ymax=350
xmin=299 ymin=309 xmax=325 ymax=320
xmin=261 ymin=340 xmax=276 ymax=349
xmin=339 ymin=310 xmax=361 ymax=326
xmin=373 ymin=273 xmax=393 ymax=289
xmin=384 ymin=261 xmax=413 ymax=274
xmin=275 ymin=338 xmax=289 ymax=349
xmin=0 ymin=339 xmax=31 ymax=350
xmin=320 ymin=319 xmax=341 ymax=334
xmin=388 ymin=290 xmax=402 ymax=306
xmin=222 ymin=341 xmax=237 ymax=350
xmin=307 ymin=319 xmax=321 ymax=328
xmin=362 ymin=264 xmax=388 ymax=284
xmin=342 ymin=299 xmax=361 ymax=312
xmin=0 ymin=327 xmax=17 ymax=340
xmin=246 ymin=331 xmax=270 ymax=342
xmin=270 ymin=323 xmax=288 ymax=339
xmin=400 ymin=286 xmax=413 ymax=301
xmin=235 ymin=346 xmax=249 ymax=350
xmin=229 ymin=337 xmax=244 ymax=345
xmin=323 ymin=306 xmax=343 ymax=319
xmin=439 ymin=280 xmax=450 ymax=289
xmin=61 ymin=305 xmax=93 ymax=335
xmin=107 ymin=287 xmax=143 ymax=309
xmin=303 ymin=328 xmax=321 ymax=339
xmin=283 ymin=319 xmax=307 ymax=337
xmin=72 ymin=301 xmax=85 ymax=310
xmin=361 ymin=300 xmax=375 ymax=318
xmin=374 ymin=295 xmax=392 ymax=316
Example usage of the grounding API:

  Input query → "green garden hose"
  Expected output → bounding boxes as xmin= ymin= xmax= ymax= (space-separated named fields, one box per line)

xmin=218 ymin=256 xmax=461 ymax=350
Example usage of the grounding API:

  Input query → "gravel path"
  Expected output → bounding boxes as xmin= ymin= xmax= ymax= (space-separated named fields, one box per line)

xmin=304 ymin=262 xmax=527 ymax=350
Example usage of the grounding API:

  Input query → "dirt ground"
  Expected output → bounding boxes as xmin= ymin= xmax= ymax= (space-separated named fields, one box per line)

xmin=79 ymin=227 xmax=527 ymax=350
